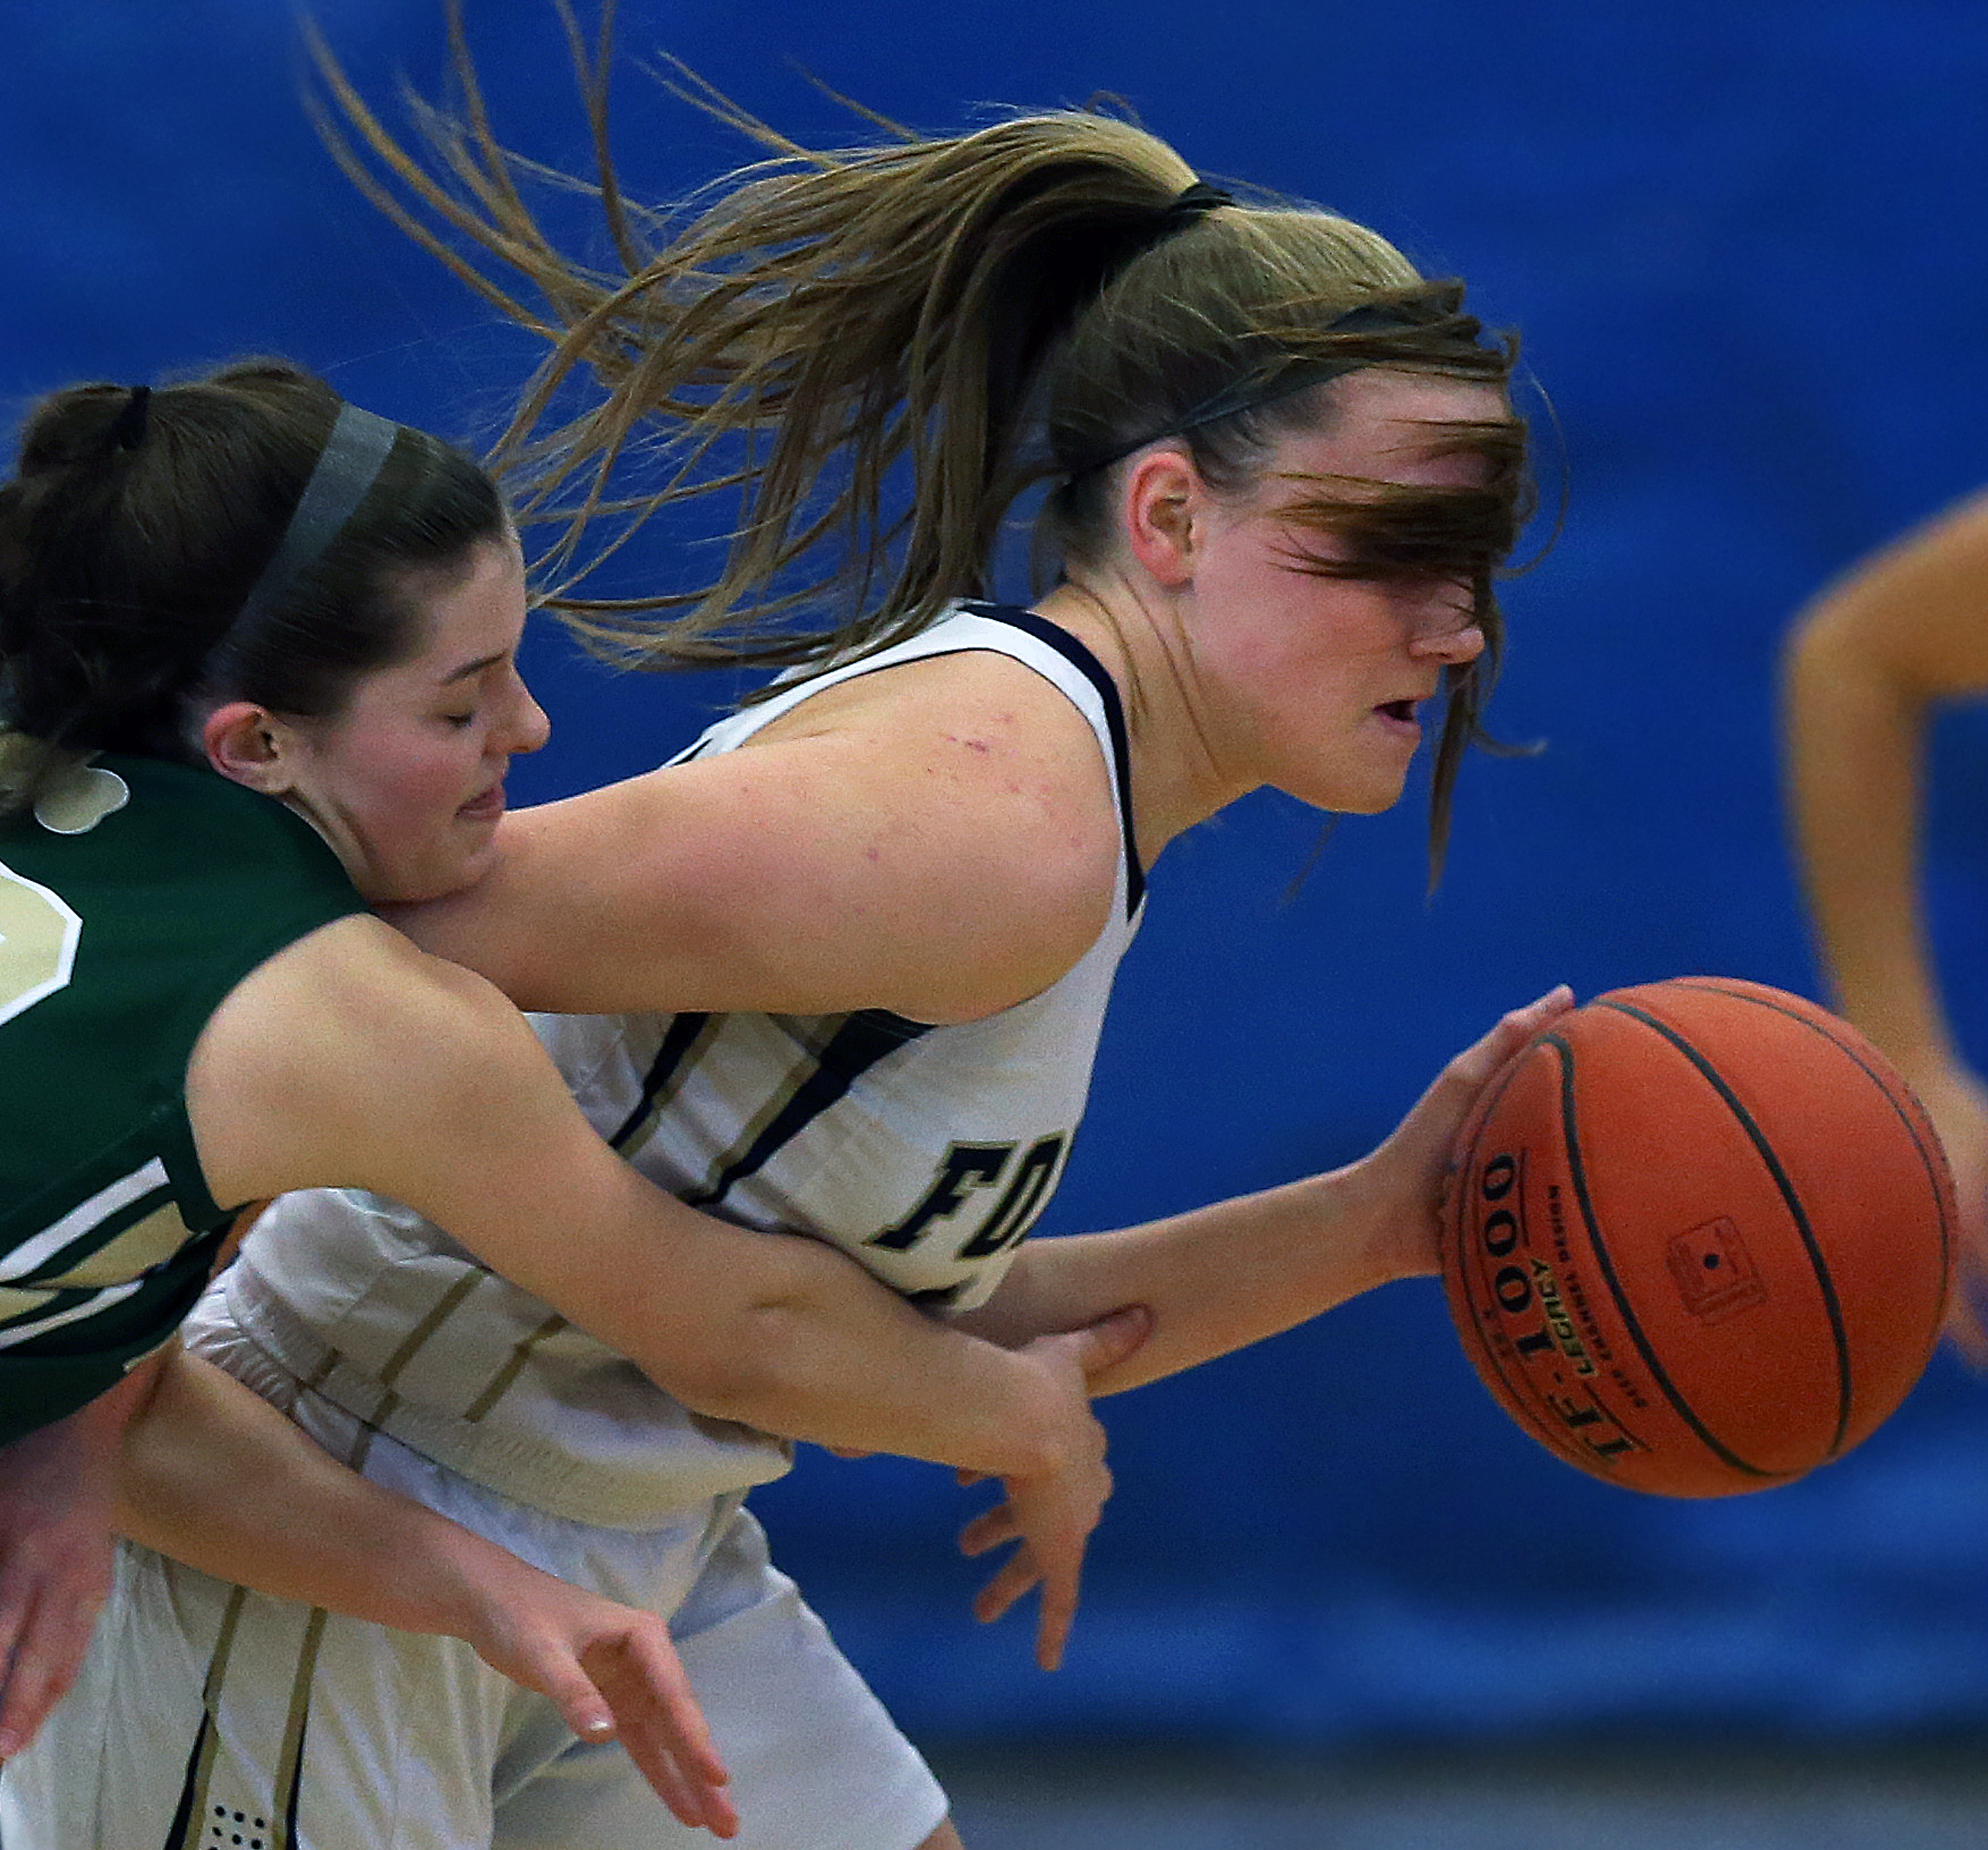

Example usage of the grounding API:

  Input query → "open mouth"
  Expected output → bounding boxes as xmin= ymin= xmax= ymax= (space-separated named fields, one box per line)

xmin=1376 ymin=699 xmax=1420 ymax=725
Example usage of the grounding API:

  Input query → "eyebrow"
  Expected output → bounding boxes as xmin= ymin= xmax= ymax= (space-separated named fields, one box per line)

xmin=438 ymin=650 xmax=507 ymax=686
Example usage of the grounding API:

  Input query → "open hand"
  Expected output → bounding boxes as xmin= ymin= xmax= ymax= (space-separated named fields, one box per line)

xmin=955 ymin=1303 xmax=1148 ymax=1672
xmin=1350 ymin=986 xmax=1577 ymax=1280
xmin=458 ymin=1553 xmax=737 ymax=1838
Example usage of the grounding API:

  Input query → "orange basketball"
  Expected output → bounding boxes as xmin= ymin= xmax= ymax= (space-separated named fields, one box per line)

xmin=1440 ymin=977 xmax=1956 ymax=1498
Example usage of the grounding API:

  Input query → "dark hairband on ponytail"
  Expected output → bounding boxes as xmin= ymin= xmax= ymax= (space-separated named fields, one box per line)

xmin=103 ymin=386 xmax=151 ymax=454
xmin=1090 ymin=179 xmax=1234 ymax=296
xmin=1154 ymin=179 xmax=1233 ymax=233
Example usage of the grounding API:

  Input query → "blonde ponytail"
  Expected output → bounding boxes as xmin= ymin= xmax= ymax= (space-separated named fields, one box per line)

xmin=315 ymin=11 xmax=1531 ymax=869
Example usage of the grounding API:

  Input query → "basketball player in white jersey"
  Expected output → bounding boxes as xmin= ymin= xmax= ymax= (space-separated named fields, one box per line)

xmin=14 ymin=51 xmax=1572 ymax=1850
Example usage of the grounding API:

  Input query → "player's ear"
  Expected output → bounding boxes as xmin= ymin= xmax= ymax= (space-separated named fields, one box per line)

xmin=202 ymin=700 xmax=304 ymax=795
xmin=1120 ymin=445 xmax=1204 ymax=588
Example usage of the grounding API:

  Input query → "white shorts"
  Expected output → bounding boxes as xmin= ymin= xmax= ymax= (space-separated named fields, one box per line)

xmin=0 ymin=1319 xmax=948 ymax=1850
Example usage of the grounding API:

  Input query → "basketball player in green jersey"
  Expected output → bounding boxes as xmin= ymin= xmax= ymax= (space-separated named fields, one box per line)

xmin=0 ymin=363 xmax=1147 ymax=1833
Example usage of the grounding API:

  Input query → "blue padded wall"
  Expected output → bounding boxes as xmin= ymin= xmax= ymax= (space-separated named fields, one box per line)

xmin=12 ymin=0 xmax=1988 ymax=1749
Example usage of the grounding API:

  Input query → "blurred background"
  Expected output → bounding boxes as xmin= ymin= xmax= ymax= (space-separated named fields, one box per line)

xmin=12 ymin=1 xmax=1988 ymax=1839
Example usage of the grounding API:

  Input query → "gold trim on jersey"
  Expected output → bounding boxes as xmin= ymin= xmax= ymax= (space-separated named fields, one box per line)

xmin=376 ymin=1271 xmax=483 ymax=1388
xmin=38 ymin=1197 xmax=196 ymax=1287
xmin=673 ymin=1017 xmax=849 ymax=1202
xmin=609 ymin=1013 xmax=724 ymax=1158
xmin=1 ymin=1157 xmax=170 ymax=1281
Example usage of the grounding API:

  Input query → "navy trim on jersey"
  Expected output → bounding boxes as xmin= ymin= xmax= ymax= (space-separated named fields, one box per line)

xmin=611 ymin=1012 xmax=713 ymax=1151
xmin=668 ymin=604 xmax=1144 ymax=914
xmin=679 ymin=1010 xmax=931 ymax=1211
xmin=958 ymin=603 xmax=1146 ymax=917
xmin=163 ymin=1712 xmax=212 ymax=1847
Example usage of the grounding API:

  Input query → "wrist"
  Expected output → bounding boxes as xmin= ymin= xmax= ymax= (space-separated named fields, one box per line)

xmin=1315 ymin=1160 xmax=1440 ymax=1289
xmin=349 ymin=1500 xmax=497 ymax=1642
xmin=979 ymin=1347 xmax=1071 ymax=1482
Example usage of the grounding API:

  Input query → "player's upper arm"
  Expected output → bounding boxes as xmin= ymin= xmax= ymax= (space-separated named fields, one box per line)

xmin=1790 ymin=489 xmax=1988 ymax=700
xmin=185 ymin=915 xmax=820 ymax=1404
xmin=189 ymin=914 xmax=595 ymax=1213
xmin=390 ymin=649 xmax=1125 ymax=1023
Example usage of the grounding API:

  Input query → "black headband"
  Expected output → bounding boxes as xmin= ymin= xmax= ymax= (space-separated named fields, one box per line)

xmin=233 ymin=401 xmax=403 ymax=632
xmin=1061 ymin=302 xmax=1434 ymax=480
xmin=198 ymin=399 xmax=403 ymax=690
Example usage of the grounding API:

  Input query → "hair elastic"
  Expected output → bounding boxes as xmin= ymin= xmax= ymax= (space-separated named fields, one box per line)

xmin=1057 ymin=179 xmax=1237 ymax=383
xmin=105 ymin=385 xmax=151 ymax=453
xmin=1156 ymin=179 xmax=1234 ymax=230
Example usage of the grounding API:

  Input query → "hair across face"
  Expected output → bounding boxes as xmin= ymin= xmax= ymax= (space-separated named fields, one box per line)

xmin=1128 ymin=368 xmax=1516 ymax=828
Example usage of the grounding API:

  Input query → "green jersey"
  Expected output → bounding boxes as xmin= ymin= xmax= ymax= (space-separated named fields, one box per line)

xmin=0 ymin=754 xmax=365 ymax=1444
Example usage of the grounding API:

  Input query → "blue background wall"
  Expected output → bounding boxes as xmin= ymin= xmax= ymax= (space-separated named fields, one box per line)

xmin=13 ymin=0 xmax=1988 ymax=1753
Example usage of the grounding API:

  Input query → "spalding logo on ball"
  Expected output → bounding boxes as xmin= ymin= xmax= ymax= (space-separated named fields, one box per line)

xmin=1440 ymin=977 xmax=1956 ymax=1498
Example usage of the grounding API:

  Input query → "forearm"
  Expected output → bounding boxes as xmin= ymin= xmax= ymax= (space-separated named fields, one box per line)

xmin=112 ymin=1346 xmax=506 ymax=1640
xmin=630 ymin=1230 xmax=1075 ymax=1478
xmin=1783 ymin=614 xmax=1948 ymax=1077
xmin=954 ymin=1166 xmax=1407 ymax=1395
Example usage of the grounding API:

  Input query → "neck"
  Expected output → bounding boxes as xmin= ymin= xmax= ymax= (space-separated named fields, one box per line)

xmin=1031 ymin=575 xmax=1255 ymax=864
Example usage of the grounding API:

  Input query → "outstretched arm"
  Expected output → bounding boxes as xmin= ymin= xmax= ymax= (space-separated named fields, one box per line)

xmin=953 ymin=989 xmax=1575 ymax=1392
xmin=114 ymin=1344 xmax=737 ymax=1837
xmin=1782 ymin=489 xmax=1988 ymax=1351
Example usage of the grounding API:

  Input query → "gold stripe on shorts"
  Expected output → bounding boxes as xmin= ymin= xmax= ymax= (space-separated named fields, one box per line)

xmin=464 ymin=1310 xmax=569 ymax=1421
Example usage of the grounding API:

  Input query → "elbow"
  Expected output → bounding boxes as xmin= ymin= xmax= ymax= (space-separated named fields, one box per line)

xmin=1782 ymin=602 xmax=1921 ymax=734
xmin=1782 ymin=597 xmax=1856 ymax=698
xmin=647 ymin=1301 xmax=812 ymax=1427
xmin=629 ymin=1257 xmax=828 ymax=1426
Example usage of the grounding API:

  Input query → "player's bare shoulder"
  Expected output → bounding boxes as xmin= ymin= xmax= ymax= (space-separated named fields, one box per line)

xmin=746 ymin=646 xmax=1125 ymax=979
xmin=183 ymin=912 xmax=548 ymax=1205
xmin=447 ymin=643 xmax=1135 ymax=1023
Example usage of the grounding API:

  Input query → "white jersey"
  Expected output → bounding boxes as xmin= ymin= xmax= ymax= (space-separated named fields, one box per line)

xmin=223 ymin=605 xmax=1146 ymax=1524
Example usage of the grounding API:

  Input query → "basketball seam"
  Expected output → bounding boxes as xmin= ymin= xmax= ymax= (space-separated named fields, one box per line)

xmin=1447 ymin=1049 xmax=1604 ymax=1463
xmin=1664 ymin=979 xmax=1955 ymax=1342
xmin=1595 ymin=999 xmax=1854 ymax=1459
xmin=1554 ymin=1028 xmax=1787 ymax=1482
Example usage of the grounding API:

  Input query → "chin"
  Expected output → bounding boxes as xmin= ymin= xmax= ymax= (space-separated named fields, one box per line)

xmin=1285 ymin=776 xmax=1408 ymax=815
xmin=370 ymin=851 xmax=495 ymax=906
